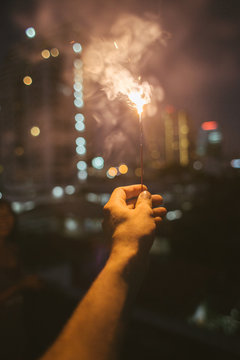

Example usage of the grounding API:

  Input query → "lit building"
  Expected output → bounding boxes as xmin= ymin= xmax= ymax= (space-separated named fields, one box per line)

xmin=0 ymin=36 xmax=82 ymax=199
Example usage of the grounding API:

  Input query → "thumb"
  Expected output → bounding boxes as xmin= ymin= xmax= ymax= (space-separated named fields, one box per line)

xmin=135 ymin=190 xmax=152 ymax=209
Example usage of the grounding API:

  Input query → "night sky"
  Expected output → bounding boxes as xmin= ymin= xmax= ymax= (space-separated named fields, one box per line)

xmin=1 ymin=0 xmax=240 ymax=156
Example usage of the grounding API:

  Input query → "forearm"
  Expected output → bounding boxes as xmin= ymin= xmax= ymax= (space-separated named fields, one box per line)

xmin=40 ymin=247 xmax=141 ymax=360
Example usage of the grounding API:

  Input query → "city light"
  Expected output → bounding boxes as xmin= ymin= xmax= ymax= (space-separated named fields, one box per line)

xmin=23 ymin=76 xmax=32 ymax=85
xmin=74 ymin=59 xmax=82 ymax=69
xmin=74 ymin=98 xmax=84 ymax=108
xmin=65 ymin=185 xmax=75 ymax=195
xmin=201 ymin=121 xmax=218 ymax=131
xmin=52 ymin=186 xmax=64 ymax=198
xmin=92 ymin=157 xmax=104 ymax=170
xmin=231 ymin=159 xmax=240 ymax=169
xmin=65 ymin=218 xmax=78 ymax=232
xmin=50 ymin=48 xmax=59 ymax=57
xmin=41 ymin=49 xmax=50 ymax=59
xmin=73 ymin=42 xmax=82 ymax=53
xmin=107 ymin=167 xmax=117 ymax=178
xmin=75 ymin=122 xmax=85 ymax=131
xmin=78 ymin=170 xmax=88 ymax=180
xmin=0 ymin=192 xmax=2 ymax=200
xmin=77 ymin=160 xmax=87 ymax=170
xmin=73 ymin=82 xmax=83 ymax=91
xmin=76 ymin=137 xmax=86 ymax=146
xmin=30 ymin=126 xmax=40 ymax=136
xmin=166 ymin=210 xmax=182 ymax=221
xmin=75 ymin=113 xmax=84 ymax=122
xmin=208 ymin=131 xmax=222 ymax=143
xmin=25 ymin=27 xmax=36 ymax=38
xmin=76 ymin=145 xmax=86 ymax=155
xmin=119 ymin=164 xmax=128 ymax=174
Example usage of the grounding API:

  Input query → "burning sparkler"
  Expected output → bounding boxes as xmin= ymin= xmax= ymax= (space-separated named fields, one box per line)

xmin=126 ymin=83 xmax=151 ymax=191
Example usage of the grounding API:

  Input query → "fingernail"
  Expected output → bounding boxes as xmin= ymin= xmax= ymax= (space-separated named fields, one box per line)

xmin=140 ymin=191 xmax=151 ymax=199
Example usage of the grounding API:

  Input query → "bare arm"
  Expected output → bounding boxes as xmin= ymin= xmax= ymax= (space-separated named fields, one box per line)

xmin=40 ymin=185 xmax=166 ymax=360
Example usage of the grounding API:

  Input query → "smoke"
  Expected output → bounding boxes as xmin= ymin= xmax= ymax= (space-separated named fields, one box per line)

xmin=83 ymin=14 xmax=164 ymax=111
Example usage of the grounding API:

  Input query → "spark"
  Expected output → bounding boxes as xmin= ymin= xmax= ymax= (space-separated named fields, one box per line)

xmin=114 ymin=41 xmax=118 ymax=49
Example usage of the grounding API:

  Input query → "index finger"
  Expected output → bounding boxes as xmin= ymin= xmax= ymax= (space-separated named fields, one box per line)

xmin=110 ymin=184 xmax=148 ymax=204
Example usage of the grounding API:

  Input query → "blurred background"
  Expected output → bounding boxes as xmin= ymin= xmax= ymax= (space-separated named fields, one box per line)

xmin=0 ymin=0 xmax=240 ymax=359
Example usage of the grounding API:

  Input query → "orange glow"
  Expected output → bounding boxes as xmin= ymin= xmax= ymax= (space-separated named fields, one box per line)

xmin=201 ymin=121 xmax=218 ymax=131
xmin=30 ymin=126 xmax=40 ymax=136
xmin=108 ymin=167 xmax=118 ymax=177
xmin=15 ymin=147 xmax=24 ymax=156
xmin=128 ymin=90 xmax=146 ymax=115
xmin=135 ymin=168 xmax=141 ymax=177
xmin=119 ymin=164 xmax=128 ymax=174
xmin=23 ymin=76 xmax=32 ymax=85
xmin=41 ymin=49 xmax=50 ymax=59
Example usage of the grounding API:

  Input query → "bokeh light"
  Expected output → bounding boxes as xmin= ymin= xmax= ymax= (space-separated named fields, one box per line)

xmin=23 ymin=76 xmax=32 ymax=85
xmin=50 ymin=48 xmax=59 ymax=57
xmin=73 ymin=42 xmax=82 ymax=53
xmin=75 ymin=122 xmax=85 ymax=131
xmin=76 ymin=145 xmax=86 ymax=155
xmin=76 ymin=137 xmax=86 ymax=146
xmin=65 ymin=185 xmax=75 ymax=195
xmin=52 ymin=186 xmax=64 ymax=198
xmin=41 ymin=49 xmax=50 ymax=59
xmin=92 ymin=157 xmax=104 ymax=170
xmin=78 ymin=170 xmax=88 ymax=180
xmin=119 ymin=164 xmax=128 ymax=174
xmin=30 ymin=126 xmax=40 ymax=136
xmin=75 ymin=113 xmax=84 ymax=122
xmin=77 ymin=161 xmax=87 ymax=171
xmin=107 ymin=167 xmax=117 ymax=178
xmin=25 ymin=27 xmax=36 ymax=38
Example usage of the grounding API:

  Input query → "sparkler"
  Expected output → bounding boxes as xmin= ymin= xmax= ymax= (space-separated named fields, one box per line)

xmin=127 ymin=86 xmax=151 ymax=192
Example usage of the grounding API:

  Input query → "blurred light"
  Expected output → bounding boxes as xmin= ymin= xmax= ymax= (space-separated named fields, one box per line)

xmin=24 ymin=201 xmax=35 ymax=211
xmin=100 ymin=193 xmax=110 ymax=205
xmin=65 ymin=185 xmax=75 ymax=195
xmin=76 ymin=137 xmax=86 ymax=146
xmin=73 ymin=42 xmax=82 ymax=53
xmin=77 ymin=160 xmax=87 ymax=170
xmin=74 ymin=91 xmax=83 ymax=99
xmin=74 ymin=98 xmax=84 ymax=108
xmin=11 ymin=202 xmax=23 ymax=213
xmin=108 ymin=167 xmax=117 ymax=177
xmin=73 ymin=82 xmax=83 ymax=91
xmin=165 ymin=105 xmax=175 ymax=114
xmin=52 ymin=186 xmax=64 ymax=198
xmin=151 ymin=150 xmax=160 ymax=159
xmin=23 ymin=76 xmax=32 ymax=85
xmin=166 ymin=210 xmax=182 ymax=221
xmin=78 ymin=170 xmax=88 ymax=180
xmin=25 ymin=27 xmax=36 ymax=38
xmin=65 ymin=218 xmax=78 ymax=232
xmin=15 ymin=147 xmax=24 ymax=156
xmin=50 ymin=48 xmax=59 ymax=57
xmin=201 ymin=121 xmax=218 ymax=131
xmin=135 ymin=168 xmax=141 ymax=177
xmin=231 ymin=159 xmax=240 ymax=168
xmin=208 ymin=131 xmax=222 ymax=143
xmin=75 ymin=113 xmax=84 ymax=122
xmin=30 ymin=126 xmax=40 ymax=136
xmin=75 ymin=122 xmax=85 ymax=131
xmin=193 ymin=160 xmax=203 ymax=171
xmin=74 ymin=59 xmax=82 ymax=68
xmin=119 ymin=164 xmax=128 ymax=174
xmin=92 ymin=157 xmax=104 ymax=170
xmin=0 ymin=192 xmax=2 ymax=199
xmin=191 ymin=304 xmax=207 ymax=325
xmin=76 ymin=145 xmax=86 ymax=155
xmin=86 ymin=193 xmax=98 ymax=203
xmin=41 ymin=49 xmax=50 ymax=59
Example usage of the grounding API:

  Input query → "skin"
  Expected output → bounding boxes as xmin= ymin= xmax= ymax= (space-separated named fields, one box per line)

xmin=40 ymin=184 xmax=167 ymax=360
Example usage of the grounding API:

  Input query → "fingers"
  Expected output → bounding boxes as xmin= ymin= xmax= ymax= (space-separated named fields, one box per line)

xmin=152 ymin=194 xmax=163 ymax=208
xmin=135 ymin=190 xmax=152 ymax=209
xmin=153 ymin=207 xmax=167 ymax=218
xmin=111 ymin=184 xmax=148 ymax=204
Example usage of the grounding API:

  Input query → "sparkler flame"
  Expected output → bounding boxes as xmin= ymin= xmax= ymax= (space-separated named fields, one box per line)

xmin=126 ymin=82 xmax=152 ymax=115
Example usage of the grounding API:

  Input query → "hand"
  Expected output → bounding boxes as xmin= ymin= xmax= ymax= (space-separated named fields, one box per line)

xmin=103 ymin=185 xmax=167 ymax=258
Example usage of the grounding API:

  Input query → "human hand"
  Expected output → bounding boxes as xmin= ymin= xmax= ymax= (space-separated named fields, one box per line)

xmin=103 ymin=185 xmax=167 ymax=259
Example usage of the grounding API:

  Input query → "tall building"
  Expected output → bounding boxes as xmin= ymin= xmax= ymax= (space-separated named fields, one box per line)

xmin=0 ymin=35 xmax=84 ymax=200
